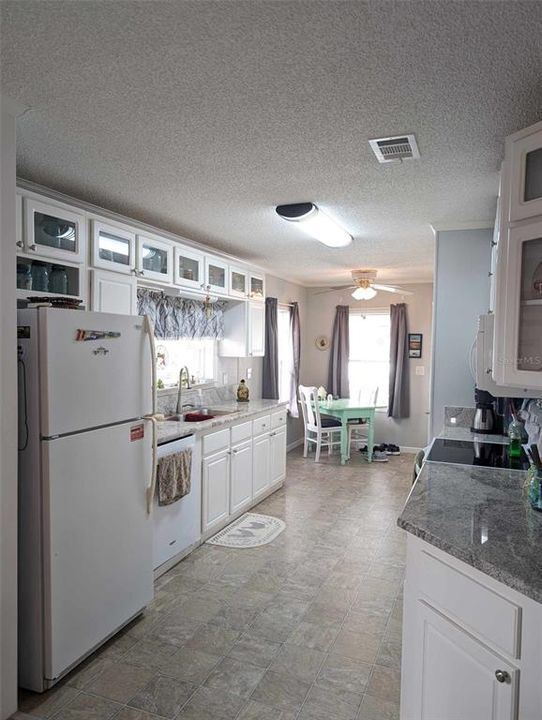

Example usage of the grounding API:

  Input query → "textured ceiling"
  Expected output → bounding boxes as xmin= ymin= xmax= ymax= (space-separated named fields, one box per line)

xmin=1 ymin=1 xmax=541 ymax=285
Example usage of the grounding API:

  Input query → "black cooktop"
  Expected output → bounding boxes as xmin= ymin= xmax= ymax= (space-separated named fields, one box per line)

xmin=427 ymin=438 xmax=530 ymax=470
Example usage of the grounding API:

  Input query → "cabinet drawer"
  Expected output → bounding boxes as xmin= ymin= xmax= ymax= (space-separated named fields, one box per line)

xmin=271 ymin=409 xmax=287 ymax=429
xmin=231 ymin=420 xmax=252 ymax=444
xmin=203 ymin=429 xmax=230 ymax=457
xmin=252 ymin=415 xmax=271 ymax=436
xmin=419 ymin=550 xmax=521 ymax=658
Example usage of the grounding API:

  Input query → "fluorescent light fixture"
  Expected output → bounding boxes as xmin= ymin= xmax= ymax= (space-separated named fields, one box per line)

xmin=275 ymin=203 xmax=352 ymax=248
xmin=352 ymin=286 xmax=377 ymax=300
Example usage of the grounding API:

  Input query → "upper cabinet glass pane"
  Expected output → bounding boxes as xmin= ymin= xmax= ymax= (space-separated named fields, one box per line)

xmin=525 ymin=148 xmax=542 ymax=202
xmin=231 ymin=271 xmax=246 ymax=294
xmin=98 ymin=230 xmax=130 ymax=265
xmin=34 ymin=212 xmax=76 ymax=252
xmin=143 ymin=243 xmax=168 ymax=275
xmin=517 ymin=236 xmax=542 ymax=372
xmin=250 ymin=276 xmax=264 ymax=299
xmin=208 ymin=263 xmax=226 ymax=288
xmin=178 ymin=254 xmax=200 ymax=283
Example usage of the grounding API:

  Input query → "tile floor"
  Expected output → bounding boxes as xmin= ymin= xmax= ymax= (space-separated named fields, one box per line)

xmin=20 ymin=447 xmax=413 ymax=720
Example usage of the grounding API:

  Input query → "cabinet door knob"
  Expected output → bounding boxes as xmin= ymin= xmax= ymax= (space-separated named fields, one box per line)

xmin=16 ymin=240 xmax=23 ymax=248
xmin=29 ymin=244 xmax=37 ymax=251
xmin=495 ymin=670 xmax=510 ymax=684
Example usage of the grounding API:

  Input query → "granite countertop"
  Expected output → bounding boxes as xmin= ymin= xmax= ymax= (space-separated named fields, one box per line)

xmin=438 ymin=425 xmax=510 ymax=445
xmin=398 ymin=461 xmax=542 ymax=604
xmin=156 ymin=399 xmax=287 ymax=444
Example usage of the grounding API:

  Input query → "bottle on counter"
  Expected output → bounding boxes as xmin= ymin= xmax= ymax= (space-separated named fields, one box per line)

xmin=237 ymin=379 xmax=249 ymax=402
xmin=507 ymin=419 xmax=523 ymax=458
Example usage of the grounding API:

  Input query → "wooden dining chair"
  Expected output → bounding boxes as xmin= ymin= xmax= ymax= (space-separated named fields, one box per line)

xmin=298 ymin=385 xmax=342 ymax=462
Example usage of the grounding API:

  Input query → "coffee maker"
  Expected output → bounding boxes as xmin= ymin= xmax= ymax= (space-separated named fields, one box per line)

xmin=471 ymin=388 xmax=497 ymax=434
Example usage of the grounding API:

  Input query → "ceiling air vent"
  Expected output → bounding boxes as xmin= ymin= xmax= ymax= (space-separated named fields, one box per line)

xmin=369 ymin=134 xmax=420 ymax=164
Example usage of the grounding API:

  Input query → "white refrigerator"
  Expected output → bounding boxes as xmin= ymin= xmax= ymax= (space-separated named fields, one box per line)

xmin=17 ymin=308 xmax=156 ymax=692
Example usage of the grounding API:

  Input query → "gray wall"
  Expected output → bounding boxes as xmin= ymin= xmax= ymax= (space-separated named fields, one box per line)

xmin=430 ymin=228 xmax=492 ymax=438
xmin=303 ymin=283 xmax=434 ymax=449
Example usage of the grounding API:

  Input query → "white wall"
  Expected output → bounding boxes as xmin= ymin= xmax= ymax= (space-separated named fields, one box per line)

xmin=303 ymin=283 xmax=434 ymax=449
xmin=0 ymin=97 xmax=19 ymax=719
xmin=431 ymin=228 xmax=492 ymax=437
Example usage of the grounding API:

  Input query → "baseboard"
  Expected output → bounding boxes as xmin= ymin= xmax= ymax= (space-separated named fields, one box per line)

xmin=287 ymin=438 xmax=303 ymax=452
xmin=399 ymin=446 xmax=422 ymax=454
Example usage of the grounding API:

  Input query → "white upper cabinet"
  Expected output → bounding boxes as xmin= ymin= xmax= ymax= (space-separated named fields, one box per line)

xmin=249 ymin=272 xmax=265 ymax=301
xmin=205 ymin=255 xmax=229 ymax=295
xmin=509 ymin=121 xmax=542 ymax=222
xmin=136 ymin=234 xmax=173 ymax=284
xmin=248 ymin=302 xmax=265 ymax=356
xmin=90 ymin=268 xmax=137 ymax=315
xmin=219 ymin=301 xmax=266 ymax=357
xmin=174 ymin=246 xmax=205 ymax=290
xmin=23 ymin=196 xmax=86 ymax=263
xmin=91 ymin=220 xmax=136 ymax=274
xmin=229 ymin=266 xmax=248 ymax=299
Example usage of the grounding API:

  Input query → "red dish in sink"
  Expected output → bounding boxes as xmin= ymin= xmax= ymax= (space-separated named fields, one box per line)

xmin=184 ymin=412 xmax=215 ymax=422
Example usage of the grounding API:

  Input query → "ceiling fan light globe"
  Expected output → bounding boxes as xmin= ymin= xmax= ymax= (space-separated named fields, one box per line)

xmin=352 ymin=286 xmax=377 ymax=300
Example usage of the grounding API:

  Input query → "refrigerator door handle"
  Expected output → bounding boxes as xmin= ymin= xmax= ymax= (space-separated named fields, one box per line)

xmin=144 ymin=415 xmax=158 ymax=514
xmin=143 ymin=314 xmax=157 ymax=415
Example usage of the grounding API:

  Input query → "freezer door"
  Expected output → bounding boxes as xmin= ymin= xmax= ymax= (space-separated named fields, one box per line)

xmin=42 ymin=422 xmax=153 ymax=681
xmin=39 ymin=308 xmax=152 ymax=437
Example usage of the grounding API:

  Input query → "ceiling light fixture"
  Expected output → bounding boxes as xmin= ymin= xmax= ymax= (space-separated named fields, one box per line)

xmin=352 ymin=286 xmax=377 ymax=300
xmin=275 ymin=203 xmax=352 ymax=248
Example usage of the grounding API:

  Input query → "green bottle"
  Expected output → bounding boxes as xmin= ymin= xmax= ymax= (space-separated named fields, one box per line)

xmin=508 ymin=420 xmax=522 ymax=458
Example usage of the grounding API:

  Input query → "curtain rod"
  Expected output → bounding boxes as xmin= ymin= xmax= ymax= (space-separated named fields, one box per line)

xmin=278 ymin=301 xmax=296 ymax=308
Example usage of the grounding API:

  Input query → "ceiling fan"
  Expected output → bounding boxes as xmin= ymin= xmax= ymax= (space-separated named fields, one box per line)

xmin=316 ymin=269 xmax=414 ymax=300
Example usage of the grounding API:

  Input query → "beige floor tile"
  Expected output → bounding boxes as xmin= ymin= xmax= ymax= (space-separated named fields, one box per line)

xmin=183 ymin=623 xmax=240 ymax=656
xmin=50 ymin=692 xmax=121 ymax=720
xmin=204 ymin=657 xmax=266 ymax=698
xmin=365 ymin=665 xmax=402 ymax=705
xmin=251 ymin=670 xmax=311 ymax=712
xmin=227 ymin=632 xmax=282 ymax=668
xmin=299 ymin=685 xmax=362 ymax=720
xmin=122 ymin=639 xmax=178 ymax=670
xmin=287 ymin=620 xmax=341 ymax=652
xmin=127 ymin=674 xmax=195 ymax=718
xmin=160 ymin=647 xmax=222 ymax=684
xmin=356 ymin=693 xmax=400 ymax=720
xmin=236 ymin=700 xmax=297 ymax=720
xmin=268 ymin=643 xmax=325 ymax=684
xmin=19 ymin=685 xmax=79 ymax=718
xmin=113 ymin=709 xmax=163 ymax=720
xmin=316 ymin=653 xmax=372 ymax=695
xmin=176 ymin=686 xmax=245 ymax=720
xmin=86 ymin=662 xmax=154 ymax=703
xmin=331 ymin=628 xmax=383 ymax=664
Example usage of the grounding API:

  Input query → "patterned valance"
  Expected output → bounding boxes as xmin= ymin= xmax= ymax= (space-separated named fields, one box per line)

xmin=137 ymin=288 xmax=226 ymax=340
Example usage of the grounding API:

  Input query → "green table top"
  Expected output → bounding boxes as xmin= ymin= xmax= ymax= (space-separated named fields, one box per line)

xmin=318 ymin=399 xmax=376 ymax=412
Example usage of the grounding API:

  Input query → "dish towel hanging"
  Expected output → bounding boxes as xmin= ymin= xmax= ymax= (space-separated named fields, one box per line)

xmin=157 ymin=449 xmax=192 ymax=505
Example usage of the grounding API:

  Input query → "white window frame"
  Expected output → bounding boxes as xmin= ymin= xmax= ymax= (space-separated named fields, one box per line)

xmin=348 ymin=308 xmax=391 ymax=409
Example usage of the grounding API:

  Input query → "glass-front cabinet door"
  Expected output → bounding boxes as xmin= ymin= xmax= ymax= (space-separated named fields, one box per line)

xmin=136 ymin=234 xmax=173 ymax=283
xmin=249 ymin=273 xmax=265 ymax=301
xmin=496 ymin=219 xmax=542 ymax=389
xmin=205 ymin=255 xmax=229 ymax=295
xmin=91 ymin=220 xmax=136 ymax=274
xmin=174 ymin=246 xmax=204 ymax=290
xmin=24 ymin=197 xmax=86 ymax=262
xmin=229 ymin=266 xmax=248 ymax=298
xmin=509 ymin=125 xmax=542 ymax=222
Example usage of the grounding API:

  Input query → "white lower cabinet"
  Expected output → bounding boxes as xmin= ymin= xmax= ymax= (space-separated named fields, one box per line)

xmin=402 ymin=536 xmax=542 ymax=720
xmin=201 ymin=409 xmax=287 ymax=537
xmin=230 ymin=439 xmax=253 ymax=514
xmin=252 ymin=432 xmax=271 ymax=500
xmin=91 ymin=269 xmax=137 ymax=315
xmin=202 ymin=449 xmax=230 ymax=533
xmin=412 ymin=601 xmax=517 ymax=720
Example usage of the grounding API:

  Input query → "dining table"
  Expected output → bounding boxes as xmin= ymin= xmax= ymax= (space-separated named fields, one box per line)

xmin=318 ymin=398 xmax=376 ymax=465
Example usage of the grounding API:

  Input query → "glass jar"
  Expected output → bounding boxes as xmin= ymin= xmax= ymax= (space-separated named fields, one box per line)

xmin=49 ymin=265 xmax=68 ymax=295
xmin=31 ymin=262 xmax=49 ymax=292
xmin=17 ymin=263 xmax=32 ymax=290
xmin=528 ymin=466 xmax=542 ymax=512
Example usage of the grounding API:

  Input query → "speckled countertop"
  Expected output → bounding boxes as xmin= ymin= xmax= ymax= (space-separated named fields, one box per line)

xmin=156 ymin=399 xmax=287 ymax=444
xmin=398 ymin=460 xmax=542 ymax=604
xmin=438 ymin=425 xmax=510 ymax=445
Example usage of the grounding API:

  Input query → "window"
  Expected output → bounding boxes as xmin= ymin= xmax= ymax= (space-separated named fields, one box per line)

xmin=277 ymin=307 xmax=293 ymax=404
xmin=348 ymin=311 xmax=390 ymax=407
xmin=155 ymin=337 xmax=216 ymax=388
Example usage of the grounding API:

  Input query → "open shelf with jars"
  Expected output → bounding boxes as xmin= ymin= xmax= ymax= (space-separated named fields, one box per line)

xmin=16 ymin=256 xmax=84 ymax=302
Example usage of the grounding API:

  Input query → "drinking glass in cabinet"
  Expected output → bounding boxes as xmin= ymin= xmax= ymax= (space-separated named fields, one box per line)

xmin=518 ymin=236 xmax=542 ymax=372
xmin=34 ymin=212 xmax=76 ymax=252
xmin=17 ymin=262 xmax=32 ymax=290
xmin=231 ymin=270 xmax=246 ymax=295
xmin=208 ymin=263 xmax=225 ymax=288
xmin=142 ymin=244 xmax=168 ymax=276
xmin=250 ymin=276 xmax=264 ymax=299
xmin=31 ymin=262 xmax=49 ymax=292
xmin=524 ymin=147 xmax=542 ymax=203
xmin=178 ymin=254 xmax=200 ymax=282
xmin=50 ymin=266 xmax=69 ymax=295
xmin=98 ymin=230 xmax=131 ymax=265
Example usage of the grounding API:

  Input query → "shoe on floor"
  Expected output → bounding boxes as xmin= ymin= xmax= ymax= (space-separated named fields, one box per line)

xmin=385 ymin=444 xmax=401 ymax=455
xmin=372 ymin=449 xmax=389 ymax=462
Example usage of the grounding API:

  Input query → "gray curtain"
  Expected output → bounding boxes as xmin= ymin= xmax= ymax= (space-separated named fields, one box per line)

xmin=137 ymin=288 xmax=225 ymax=339
xmin=388 ymin=303 xmax=410 ymax=418
xmin=328 ymin=305 xmax=350 ymax=398
xmin=262 ymin=297 xmax=279 ymax=399
xmin=288 ymin=302 xmax=301 ymax=417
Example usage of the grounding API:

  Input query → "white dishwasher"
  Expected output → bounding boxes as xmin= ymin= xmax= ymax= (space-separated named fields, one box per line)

xmin=153 ymin=433 xmax=202 ymax=573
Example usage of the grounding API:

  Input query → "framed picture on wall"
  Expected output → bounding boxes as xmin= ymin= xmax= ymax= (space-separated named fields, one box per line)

xmin=408 ymin=333 xmax=422 ymax=358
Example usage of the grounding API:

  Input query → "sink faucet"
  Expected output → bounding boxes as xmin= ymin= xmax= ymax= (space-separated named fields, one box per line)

xmin=176 ymin=366 xmax=191 ymax=415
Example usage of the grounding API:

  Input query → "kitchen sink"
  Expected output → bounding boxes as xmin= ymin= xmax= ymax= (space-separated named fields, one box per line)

xmin=163 ymin=408 xmax=240 ymax=422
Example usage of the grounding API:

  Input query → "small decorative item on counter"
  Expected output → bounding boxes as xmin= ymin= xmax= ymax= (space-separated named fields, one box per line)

xmin=525 ymin=444 xmax=542 ymax=512
xmin=317 ymin=385 xmax=327 ymax=400
xmin=17 ymin=262 xmax=32 ymax=290
xmin=508 ymin=419 xmax=523 ymax=458
xmin=31 ymin=262 xmax=49 ymax=292
xmin=237 ymin=379 xmax=249 ymax=402
xmin=532 ymin=261 xmax=542 ymax=296
xmin=49 ymin=265 xmax=69 ymax=295
xmin=156 ymin=378 xmax=164 ymax=390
